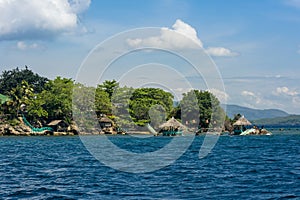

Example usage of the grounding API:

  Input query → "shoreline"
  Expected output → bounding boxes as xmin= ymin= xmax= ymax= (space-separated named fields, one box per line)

xmin=1 ymin=122 xmax=300 ymax=137
xmin=0 ymin=123 xmax=154 ymax=136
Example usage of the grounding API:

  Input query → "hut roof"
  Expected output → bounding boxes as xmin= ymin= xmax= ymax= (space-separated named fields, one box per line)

xmin=99 ymin=116 xmax=113 ymax=123
xmin=159 ymin=117 xmax=184 ymax=129
xmin=48 ymin=120 xmax=64 ymax=126
xmin=233 ymin=116 xmax=252 ymax=126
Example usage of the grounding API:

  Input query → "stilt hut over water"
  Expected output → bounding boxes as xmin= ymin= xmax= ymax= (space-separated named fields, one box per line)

xmin=233 ymin=116 xmax=252 ymax=135
xmin=159 ymin=117 xmax=184 ymax=136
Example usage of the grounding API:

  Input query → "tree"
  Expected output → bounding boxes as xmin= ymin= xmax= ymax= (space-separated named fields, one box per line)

xmin=5 ymin=80 xmax=34 ymax=118
xmin=98 ymin=80 xmax=119 ymax=99
xmin=180 ymin=90 xmax=200 ymax=127
xmin=72 ymin=84 xmax=99 ymax=131
xmin=148 ymin=104 xmax=166 ymax=129
xmin=129 ymin=88 xmax=173 ymax=126
xmin=38 ymin=77 xmax=74 ymax=123
xmin=180 ymin=90 xmax=226 ymax=129
xmin=111 ymin=86 xmax=135 ymax=129
xmin=0 ymin=66 xmax=48 ymax=95
xmin=26 ymin=93 xmax=48 ymax=121
xmin=95 ymin=85 xmax=112 ymax=115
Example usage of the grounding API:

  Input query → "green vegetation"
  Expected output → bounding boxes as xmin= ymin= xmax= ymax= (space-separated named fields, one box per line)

xmin=129 ymin=88 xmax=174 ymax=126
xmin=0 ymin=66 xmax=48 ymax=95
xmin=33 ymin=77 xmax=74 ymax=123
xmin=0 ymin=67 xmax=226 ymax=131
xmin=174 ymin=90 xmax=226 ymax=129
xmin=0 ymin=94 xmax=10 ymax=104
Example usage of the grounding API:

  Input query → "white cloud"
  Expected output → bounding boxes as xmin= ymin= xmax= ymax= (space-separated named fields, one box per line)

xmin=127 ymin=19 xmax=203 ymax=50
xmin=274 ymin=86 xmax=298 ymax=96
xmin=16 ymin=41 xmax=27 ymax=50
xmin=0 ymin=0 xmax=91 ymax=40
xmin=207 ymin=88 xmax=229 ymax=103
xmin=16 ymin=41 xmax=42 ymax=50
xmin=171 ymin=19 xmax=203 ymax=47
xmin=127 ymin=19 xmax=237 ymax=57
xmin=205 ymin=47 xmax=238 ymax=57
xmin=241 ymin=90 xmax=255 ymax=97
xmin=241 ymin=90 xmax=261 ymax=104
xmin=239 ymin=90 xmax=280 ymax=110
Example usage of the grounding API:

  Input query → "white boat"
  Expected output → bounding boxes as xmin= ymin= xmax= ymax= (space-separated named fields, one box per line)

xmin=240 ymin=128 xmax=272 ymax=136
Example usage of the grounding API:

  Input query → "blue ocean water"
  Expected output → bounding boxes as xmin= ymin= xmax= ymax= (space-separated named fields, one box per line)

xmin=0 ymin=131 xmax=299 ymax=199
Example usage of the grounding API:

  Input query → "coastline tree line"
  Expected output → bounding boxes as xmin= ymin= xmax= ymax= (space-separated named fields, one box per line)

xmin=0 ymin=67 xmax=230 ymax=131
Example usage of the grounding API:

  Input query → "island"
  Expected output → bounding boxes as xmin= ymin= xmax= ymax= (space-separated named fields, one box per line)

xmin=0 ymin=67 xmax=295 ymax=136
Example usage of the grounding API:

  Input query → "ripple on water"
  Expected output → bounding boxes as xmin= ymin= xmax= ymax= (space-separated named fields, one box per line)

xmin=0 ymin=134 xmax=299 ymax=199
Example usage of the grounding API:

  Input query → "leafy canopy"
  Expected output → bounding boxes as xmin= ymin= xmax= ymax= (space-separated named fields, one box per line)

xmin=129 ymin=88 xmax=174 ymax=126
xmin=0 ymin=66 xmax=48 ymax=95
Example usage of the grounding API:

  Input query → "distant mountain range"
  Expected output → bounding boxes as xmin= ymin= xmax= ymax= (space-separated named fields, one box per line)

xmin=221 ymin=104 xmax=289 ymax=120
xmin=252 ymin=115 xmax=300 ymax=127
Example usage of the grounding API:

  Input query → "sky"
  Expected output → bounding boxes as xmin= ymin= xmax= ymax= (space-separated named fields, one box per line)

xmin=1 ymin=0 xmax=300 ymax=114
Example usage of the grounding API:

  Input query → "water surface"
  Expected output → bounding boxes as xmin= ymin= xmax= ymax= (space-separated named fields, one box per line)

xmin=0 ymin=131 xmax=299 ymax=199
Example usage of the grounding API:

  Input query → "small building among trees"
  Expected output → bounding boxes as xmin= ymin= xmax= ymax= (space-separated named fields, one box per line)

xmin=47 ymin=120 xmax=68 ymax=132
xmin=99 ymin=115 xmax=114 ymax=134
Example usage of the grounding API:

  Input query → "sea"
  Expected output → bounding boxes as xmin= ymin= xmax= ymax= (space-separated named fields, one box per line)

xmin=0 ymin=129 xmax=299 ymax=199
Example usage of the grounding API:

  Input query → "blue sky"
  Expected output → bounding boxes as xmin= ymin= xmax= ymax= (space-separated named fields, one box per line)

xmin=1 ymin=0 xmax=300 ymax=114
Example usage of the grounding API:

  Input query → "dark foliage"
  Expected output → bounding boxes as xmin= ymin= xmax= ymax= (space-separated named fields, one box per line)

xmin=0 ymin=66 xmax=48 ymax=94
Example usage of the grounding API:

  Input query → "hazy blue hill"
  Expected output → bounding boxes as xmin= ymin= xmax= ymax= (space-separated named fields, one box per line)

xmin=253 ymin=115 xmax=300 ymax=126
xmin=222 ymin=104 xmax=289 ymax=120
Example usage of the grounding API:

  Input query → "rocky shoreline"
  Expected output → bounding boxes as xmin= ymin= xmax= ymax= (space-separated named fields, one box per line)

xmin=0 ymin=124 xmax=77 ymax=136
xmin=0 ymin=123 xmax=128 ymax=136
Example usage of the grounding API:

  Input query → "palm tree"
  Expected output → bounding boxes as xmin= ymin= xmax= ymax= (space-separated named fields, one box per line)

xmin=6 ymin=81 xmax=34 ymax=118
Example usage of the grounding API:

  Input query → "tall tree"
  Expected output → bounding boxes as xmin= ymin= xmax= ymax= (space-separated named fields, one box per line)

xmin=98 ymin=80 xmax=119 ymax=99
xmin=4 ymin=80 xmax=34 ymax=119
xmin=0 ymin=66 xmax=48 ymax=94
xmin=111 ymin=86 xmax=135 ymax=129
xmin=95 ymin=85 xmax=112 ymax=115
xmin=180 ymin=90 xmax=226 ymax=129
xmin=129 ymin=88 xmax=173 ymax=126
xmin=38 ymin=77 xmax=74 ymax=123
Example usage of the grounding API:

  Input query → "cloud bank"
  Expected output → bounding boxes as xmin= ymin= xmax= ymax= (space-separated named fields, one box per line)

xmin=127 ymin=19 xmax=238 ymax=57
xmin=0 ymin=0 xmax=91 ymax=40
xmin=208 ymin=88 xmax=229 ymax=103
xmin=274 ymin=86 xmax=298 ymax=96
xmin=127 ymin=19 xmax=203 ymax=50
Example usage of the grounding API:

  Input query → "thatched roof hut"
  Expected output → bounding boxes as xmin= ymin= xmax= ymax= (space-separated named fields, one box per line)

xmin=233 ymin=116 xmax=252 ymax=126
xmin=99 ymin=115 xmax=113 ymax=128
xmin=159 ymin=117 xmax=184 ymax=130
